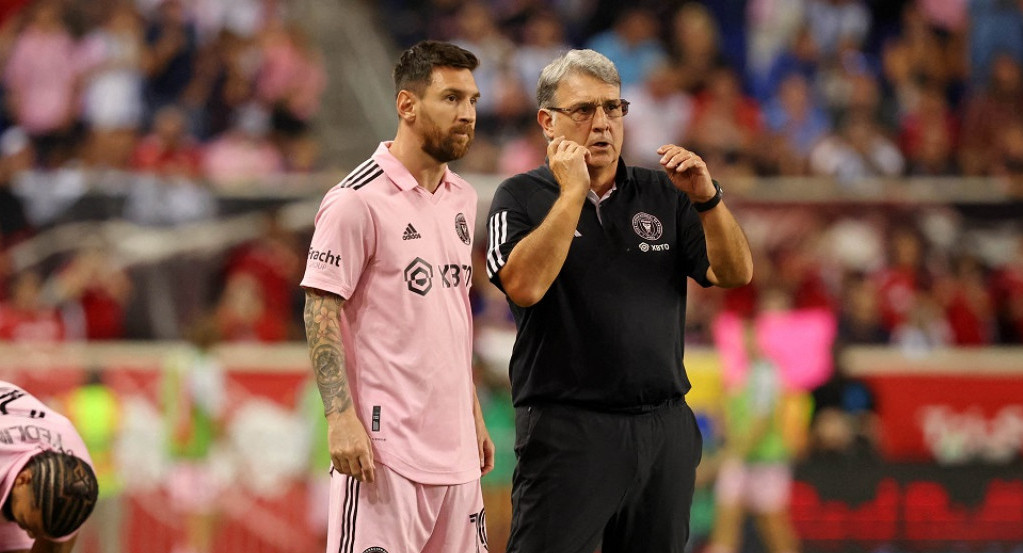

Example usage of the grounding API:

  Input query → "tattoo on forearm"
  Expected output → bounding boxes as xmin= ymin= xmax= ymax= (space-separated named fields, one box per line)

xmin=303 ymin=291 xmax=352 ymax=416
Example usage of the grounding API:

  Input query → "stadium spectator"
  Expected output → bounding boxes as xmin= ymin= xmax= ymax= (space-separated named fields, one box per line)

xmin=935 ymin=253 xmax=997 ymax=345
xmin=585 ymin=7 xmax=667 ymax=88
xmin=131 ymin=104 xmax=203 ymax=178
xmin=179 ymin=28 xmax=258 ymax=140
xmin=686 ymin=66 xmax=763 ymax=178
xmin=510 ymin=9 xmax=571 ymax=96
xmin=47 ymin=246 xmax=133 ymax=341
xmin=668 ymin=3 xmax=728 ymax=95
xmin=959 ymin=52 xmax=1023 ymax=175
xmin=836 ymin=272 xmax=890 ymax=344
xmin=808 ymin=110 xmax=905 ymax=187
xmin=746 ymin=0 xmax=807 ymax=96
xmin=214 ymin=271 xmax=286 ymax=343
xmin=201 ymin=103 xmax=283 ymax=188
xmin=622 ymin=63 xmax=694 ymax=170
xmin=898 ymin=83 xmax=960 ymax=176
xmin=450 ymin=1 xmax=525 ymax=136
xmin=991 ymin=236 xmax=1023 ymax=343
xmin=873 ymin=225 xmax=931 ymax=333
xmin=760 ymin=71 xmax=831 ymax=175
xmin=0 ymin=127 xmax=31 ymax=247
xmin=755 ymin=25 xmax=821 ymax=103
xmin=3 ymin=0 xmax=79 ymax=165
xmin=77 ymin=3 xmax=146 ymax=170
xmin=805 ymin=0 xmax=871 ymax=61
xmin=221 ymin=210 xmax=304 ymax=340
xmin=990 ymin=118 xmax=1023 ymax=194
xmin=255 ymin=19 xmax=327 ymax=168
xmin=0 ymin=269 xmax=64 ymax=342
xmin=142 ymin=0 xmax=198 ymax=119
xmin=966 ymin=0 xmax=1023 ymax=88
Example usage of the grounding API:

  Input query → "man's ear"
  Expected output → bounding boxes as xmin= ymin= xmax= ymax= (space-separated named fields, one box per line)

xmin=537 ymin=109 xmax=555 ymax=140
xmin=14 ymin=469 xmax=32 ymax=487
xmin=397 ymin=90 xmax=417 ymax=123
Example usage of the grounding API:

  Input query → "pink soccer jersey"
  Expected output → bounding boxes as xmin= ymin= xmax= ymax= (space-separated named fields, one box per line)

xmin=0 ymin=381 xmax=94 ymax=546
xmin=301 ymin=142 xmax=480 ymax=485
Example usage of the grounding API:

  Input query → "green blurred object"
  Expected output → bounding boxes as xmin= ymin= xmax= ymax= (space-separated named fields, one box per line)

xmin=480 ymin=388 xmax=515 ymax=488
xmin=65 ymin=379 xmax=121 ymax=498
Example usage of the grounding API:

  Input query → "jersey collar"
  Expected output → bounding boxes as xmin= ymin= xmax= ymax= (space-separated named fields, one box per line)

xmin=372 ymin=141 xmax=463 ymax=192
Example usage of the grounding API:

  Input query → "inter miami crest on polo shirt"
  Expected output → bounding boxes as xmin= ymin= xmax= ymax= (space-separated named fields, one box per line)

xmin=632 ymin=212 xmax=663 ymax=241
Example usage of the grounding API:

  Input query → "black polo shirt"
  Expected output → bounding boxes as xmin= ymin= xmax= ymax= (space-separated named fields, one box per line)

xmin=485 ymin=158 xmax=713 ymax=411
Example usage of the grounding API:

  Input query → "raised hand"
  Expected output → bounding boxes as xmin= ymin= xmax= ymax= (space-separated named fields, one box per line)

xmin=548 ymin=136 xmax=591 ymax=198
xmin=657 ymin=144 xmax=716 ymax=203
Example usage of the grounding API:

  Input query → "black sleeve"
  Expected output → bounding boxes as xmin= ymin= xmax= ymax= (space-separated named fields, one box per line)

xmin=676 ymin=181 xmax=713 ymax=288
xmin=484 ymin=178 xmax=537 ymax=292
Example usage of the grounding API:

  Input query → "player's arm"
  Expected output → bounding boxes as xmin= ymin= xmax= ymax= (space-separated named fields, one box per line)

xmin=472 ymin=388 xmax=495 ymax=476
xmin=658 ymin=144 xmax=753 ymax=288
xmin=497 ymin=137 xmax=590 ymax=306
xmin=303 ymin=287 xmax=375 ymax=483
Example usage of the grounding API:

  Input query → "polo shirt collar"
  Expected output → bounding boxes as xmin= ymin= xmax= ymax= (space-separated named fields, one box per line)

xmin=371 ymin=141 xmax=461 ymax=192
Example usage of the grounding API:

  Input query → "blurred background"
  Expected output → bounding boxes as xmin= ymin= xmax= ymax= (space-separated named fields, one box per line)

xmin=0 ymin=0 xmax=1022 ymax=552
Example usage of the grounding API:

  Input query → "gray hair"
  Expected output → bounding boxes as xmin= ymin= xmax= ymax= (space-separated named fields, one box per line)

xmin=536 ymin=49 xmax=621 ymax=109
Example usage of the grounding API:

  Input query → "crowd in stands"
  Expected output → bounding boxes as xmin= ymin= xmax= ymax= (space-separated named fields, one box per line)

xmin=389 ymin=0 xmax=1023 ymax=349
xmin=0 ymin=0 xmax=325 ymax=184
xmin=2 ymin=0 xmax=1023 ymax=351
xmin=383 ymin=0 xmax=1023 ymax=191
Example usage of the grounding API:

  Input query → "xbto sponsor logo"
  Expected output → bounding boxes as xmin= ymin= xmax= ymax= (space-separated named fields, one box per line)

xmin=404 ymin=258 xmax=433 ymax=296
xmin=403 ymin=258 xmax=473 ymax=296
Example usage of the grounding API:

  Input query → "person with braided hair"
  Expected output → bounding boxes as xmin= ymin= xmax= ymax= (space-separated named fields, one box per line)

xmin=0 ymin=380 xmax=98 ymax=553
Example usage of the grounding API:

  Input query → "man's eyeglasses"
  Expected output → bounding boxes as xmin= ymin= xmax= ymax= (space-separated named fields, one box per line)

xmin=546 ymin=99 xmax=631 ymax=123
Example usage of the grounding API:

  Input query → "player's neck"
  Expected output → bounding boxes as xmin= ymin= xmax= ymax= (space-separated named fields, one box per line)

xmin=389 ymin=135 xmax=447 ymax=194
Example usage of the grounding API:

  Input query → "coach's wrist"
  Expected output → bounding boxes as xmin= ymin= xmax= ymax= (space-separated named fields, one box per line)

xmin=692 ymin=180 xmax=723 ymax=213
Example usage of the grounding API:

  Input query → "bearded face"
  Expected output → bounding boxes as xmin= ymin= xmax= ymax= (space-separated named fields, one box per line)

xmin=420 ymin=108 xmax=475 ymax=163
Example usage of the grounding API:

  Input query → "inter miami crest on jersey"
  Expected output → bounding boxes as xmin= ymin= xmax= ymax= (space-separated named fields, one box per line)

xmin=631 ymin=212 xmax=663 ymax=241
xmin=455 ymin=213 xmax=471 ymax=245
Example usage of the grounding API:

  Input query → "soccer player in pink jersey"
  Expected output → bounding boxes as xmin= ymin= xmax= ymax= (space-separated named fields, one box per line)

xmin=0 ymin=380 xmax=99 ymax=553
xmin=301 ymin=41 xmax=494 ymax=553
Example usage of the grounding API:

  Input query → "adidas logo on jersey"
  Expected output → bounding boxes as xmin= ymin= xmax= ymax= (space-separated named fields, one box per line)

xmin=402 ymin=223 xmax=422 ymax=240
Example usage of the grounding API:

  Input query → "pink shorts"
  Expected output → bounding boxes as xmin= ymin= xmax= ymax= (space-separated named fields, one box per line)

xmin=714 ymin=458 xmax=793 ymax=513
xmin=326 ymin=464 xmax=486 ymax=553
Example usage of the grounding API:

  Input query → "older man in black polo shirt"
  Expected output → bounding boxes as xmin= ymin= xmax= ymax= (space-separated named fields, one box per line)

xmin=485 ymin=49 xmax=753 ymax=553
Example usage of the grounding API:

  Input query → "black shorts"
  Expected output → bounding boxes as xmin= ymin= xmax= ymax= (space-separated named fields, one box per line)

xmin=506 ymin=401 xmax=703 ymax=553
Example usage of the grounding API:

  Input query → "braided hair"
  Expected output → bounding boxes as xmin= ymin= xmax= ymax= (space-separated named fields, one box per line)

xmin=27 ymin=450 xmax=98 ymax=539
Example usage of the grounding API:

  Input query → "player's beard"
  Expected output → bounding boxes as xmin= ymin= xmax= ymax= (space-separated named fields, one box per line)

xmin=420 ymin=112 xmax=474 ymax=163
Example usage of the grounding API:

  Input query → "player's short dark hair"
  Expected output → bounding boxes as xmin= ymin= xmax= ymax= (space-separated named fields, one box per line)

xmin=28 ymin=451 xmax=98 ymax=539
xmin=392 ymin=40 xmax=479 ymax=98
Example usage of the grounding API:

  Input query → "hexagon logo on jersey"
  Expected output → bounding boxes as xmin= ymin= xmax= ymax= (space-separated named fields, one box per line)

xmin=455 ymin=212 xmax=471 ymax=245
xmin=404 ymin=257 xmax=433 ymax=296
xmin=632 ymin=212 xmax=663 ymax=241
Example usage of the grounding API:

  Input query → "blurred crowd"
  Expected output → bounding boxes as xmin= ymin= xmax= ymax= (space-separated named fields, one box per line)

xmin=384 ymin=0 xmax=1023 ymax=191
xmin=1 ymin=0 xmax=1022 ymax=349
xmin=0 ymin=0 xmax=325 ymax=185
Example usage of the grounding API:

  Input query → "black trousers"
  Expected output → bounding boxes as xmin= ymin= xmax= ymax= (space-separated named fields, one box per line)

xmin=506 ymin=401 xmax=703 ymax=553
